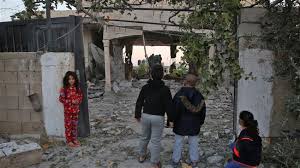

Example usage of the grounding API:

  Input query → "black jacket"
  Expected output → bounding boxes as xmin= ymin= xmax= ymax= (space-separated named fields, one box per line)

xmin=233 ymin=129 xmax=262 ymax=166
xmin=172 ymin=87 xmax=206 ymax=136
xmin=135 ymin=80 xmax=173 ymax=119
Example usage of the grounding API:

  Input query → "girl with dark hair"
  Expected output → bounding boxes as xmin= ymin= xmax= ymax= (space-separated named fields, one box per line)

xmin=225 ymin=111 xmax=262 ymax=168
xmin=59 ymin=71 xmax=83 ymax=147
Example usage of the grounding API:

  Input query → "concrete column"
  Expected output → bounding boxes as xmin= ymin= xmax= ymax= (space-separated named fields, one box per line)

xmin=208 ymin=44 xmax=215 ymax=74
xmin=103 ymin=39 xmax=112 ymax=91
xmin=40 ymin=52 xmax=74 ymax=138
xmin=82 ymin=27 xmax=93 ymax=69
xmin=237 ymin=8 xmax=276 ymax=137
xmin=111 ymin=40 xmax=125 ymax=82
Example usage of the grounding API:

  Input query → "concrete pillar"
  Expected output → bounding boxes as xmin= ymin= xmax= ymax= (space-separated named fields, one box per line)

xmin=125 ymin=44 xmax=133 ymax=80
xmin=237 ymin=8 xmax=276 ymax=137
xmin=170 ymin=45 xmax=177 ymax=59
xmin=208 ymin=44 xmax=215 ymax=74
xmin=40 ymin=52 xmax=74 ymax=138
xmin=82 ymin=27 xmax=93 ymax=69
xmin=103 ymin=39 xmax=112 ymax=91
xmin=111 ymin=40 xmax=125 ymax=82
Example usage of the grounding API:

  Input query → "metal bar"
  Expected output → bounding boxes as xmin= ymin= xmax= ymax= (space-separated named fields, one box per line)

xmin=107 ymin=19 xmax=179 ymax=27
xmin=142 ymin=31 xmax=148 ymax=62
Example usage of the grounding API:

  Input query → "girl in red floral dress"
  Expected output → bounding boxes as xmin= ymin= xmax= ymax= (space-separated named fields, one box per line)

xmin=59 ymin=71 xmax=83 ymax=147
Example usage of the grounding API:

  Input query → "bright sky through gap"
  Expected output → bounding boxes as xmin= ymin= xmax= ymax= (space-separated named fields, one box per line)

xmin=0 ymin=0 xmax=69 ymax=22
xmin=132 ymin=46 xmax=183 ymax=66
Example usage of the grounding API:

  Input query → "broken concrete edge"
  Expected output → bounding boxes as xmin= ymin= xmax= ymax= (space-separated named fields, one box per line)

xmin=0 ymin=141 xmax=41 ymax=157
xmin=0 ymin=146 xmax=42 ymax=168
xmin=9 ymin=134 xmax=40 ymax=140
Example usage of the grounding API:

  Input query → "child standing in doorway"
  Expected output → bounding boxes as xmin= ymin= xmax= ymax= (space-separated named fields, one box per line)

xmin=59 ymin=71 xmax=83 ymax=147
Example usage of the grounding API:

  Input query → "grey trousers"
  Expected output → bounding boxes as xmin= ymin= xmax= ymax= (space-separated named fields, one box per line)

xmin=139 ymin=113 xmax=164 ymax=164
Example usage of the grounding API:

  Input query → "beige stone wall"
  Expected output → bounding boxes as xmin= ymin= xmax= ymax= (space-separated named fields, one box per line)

xmin=0 ymin=52 xmax=42 ymax=135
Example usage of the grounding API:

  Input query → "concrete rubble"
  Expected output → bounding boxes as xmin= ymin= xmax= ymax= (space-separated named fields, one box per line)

xmin=24 ymin=80 xmax=236 ymax=168
xmin=0 ymin=80 xmax=277 ymax=167
xmin=0 ymin=141 xmax=42 ymax=168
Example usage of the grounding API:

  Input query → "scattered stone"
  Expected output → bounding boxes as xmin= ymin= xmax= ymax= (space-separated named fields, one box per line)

xmin=112 ymin=82 xmax=121 ymax=93
xmin=207 ymin=155 xmax=224 ymax=164
xmin=23 ymin=83 xmax=236 ymax=167
xmin=107 ymin=160 xmax=118 ymax=168
xmin=224 ymin=129 xmax=231 ymax=134
xmin=204 ymin=149 xmax=215 ymax=157
xmin=213 ymin=133 xmax=219 ymax=140
xmin=199 ymin=150 xmax=204 ymax=156
xmin=203 ymin=132 xmax=211 ymax=137
xmin=88 ymin=92 xmax=104 ymax=99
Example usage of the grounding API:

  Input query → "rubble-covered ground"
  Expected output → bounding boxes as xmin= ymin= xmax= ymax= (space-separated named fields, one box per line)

xmin=18 ymin=80 xmax=236 ymax=168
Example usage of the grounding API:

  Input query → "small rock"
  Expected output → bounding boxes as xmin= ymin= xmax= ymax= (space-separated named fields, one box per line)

xmin=108 ymin=160 xmax=118 ymax=168
xmin=77 ymin=150 xmax=83 ymax=157
xmin=203 ymin=132 xmax=211 ymax=137
xmin=207 ymin=155 xmax=224 ymax=164
xmin=112 ymin=82 xmax=121 ymax=93
xmin=213 ymin=133 xmax=219 ymax=140
xmin=199 ymin=150 xmax=204 ymax=156
xmin=204 ymin=149 xmax=215 ymax=156
xmin=225 ymin=129 xmax=231 ymax=134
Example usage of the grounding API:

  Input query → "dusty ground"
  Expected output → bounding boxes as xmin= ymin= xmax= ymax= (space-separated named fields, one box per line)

xmin=19 ymin=80 xmax=235 ymax=168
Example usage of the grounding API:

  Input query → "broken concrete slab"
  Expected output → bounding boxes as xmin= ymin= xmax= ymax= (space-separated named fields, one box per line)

xmin=0 ymin=141 xmax=18 ymax=151
xmin=0 ymin=141 xmax=42 ymax=168
xmin=2 ymin=142 xmax=41 ymax=156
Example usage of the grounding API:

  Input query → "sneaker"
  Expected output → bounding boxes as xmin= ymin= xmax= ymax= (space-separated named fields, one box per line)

xmin=191 ymin=162 xmax=199 ymax=168
xmin=150 ymin=162 xmax=161 ymax=168
xmin=171 ymin=161 xmax=180 ymax=168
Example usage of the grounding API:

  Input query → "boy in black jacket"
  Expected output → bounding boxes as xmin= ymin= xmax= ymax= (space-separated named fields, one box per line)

xmin=135 ymin=65 xmax=173 ymax=168
xmin=171 ymin=74 xmax=206 ymax=168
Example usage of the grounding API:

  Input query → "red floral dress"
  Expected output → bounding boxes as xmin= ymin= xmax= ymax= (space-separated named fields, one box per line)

xmin=59 ymin=86 xmax=83 ymax=143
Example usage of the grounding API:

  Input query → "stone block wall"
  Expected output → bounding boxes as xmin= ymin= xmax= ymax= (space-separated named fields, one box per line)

xmin=0 ymin=52 xmax=42 ymax=135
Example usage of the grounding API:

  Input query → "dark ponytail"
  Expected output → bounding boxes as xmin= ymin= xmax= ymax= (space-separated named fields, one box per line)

xmin=239 ymin=111 xmax=259 ymax=134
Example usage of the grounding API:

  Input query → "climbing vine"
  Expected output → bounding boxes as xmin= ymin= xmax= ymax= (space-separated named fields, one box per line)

xmin=175 ymin=0 xmax=242 ymax=95
xmin=260 ymin=0 xmax=300 ymax=118
xmin=14 ymin=0 xmax=299 ymax=98
xmin=259 ymin=1 xmax=300 ymax=167
xmin=14 ymin=0 xmax=244 ymax=96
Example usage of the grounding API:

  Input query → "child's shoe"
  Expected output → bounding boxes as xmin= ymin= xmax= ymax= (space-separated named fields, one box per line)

xmin=67 ymin=142 xmax=76 ymax=148
xmin=138 ymin=155 xmax=147 ymax=163
xmin=171 ymin=161 xmax=180 ymax=168
xmin=191 ymin=162 xmax=199 ymax=168
xmin=73 ymin=140 xmax=81 ymax=147
xmin=151 ymin=161 xmax=161 ymax=168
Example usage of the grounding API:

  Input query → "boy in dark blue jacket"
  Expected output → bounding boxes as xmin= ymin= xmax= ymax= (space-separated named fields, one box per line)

xmin=171 ymin=74 xmax=206 ymax=168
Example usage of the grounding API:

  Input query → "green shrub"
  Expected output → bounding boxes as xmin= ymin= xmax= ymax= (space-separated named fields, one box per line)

xmin=171 ymin=63 xmax=188 ymax=78
xmin=137 ymin=61 xmax=149 ymax=78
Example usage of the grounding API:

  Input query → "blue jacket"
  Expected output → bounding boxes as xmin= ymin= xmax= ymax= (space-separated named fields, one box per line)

xmin=172 ymin=87 xmax=206 ymax=136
